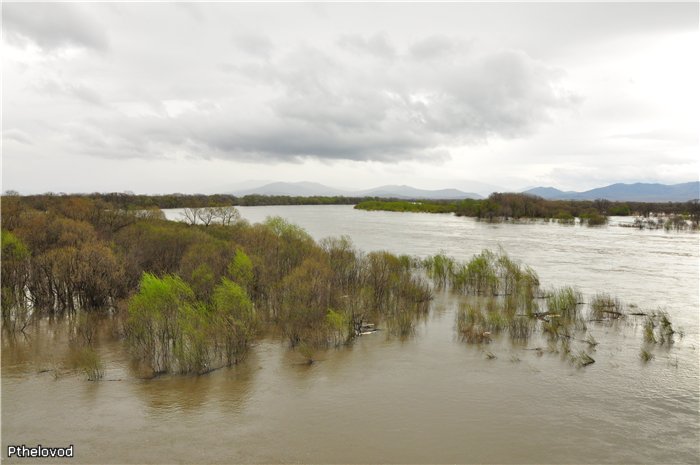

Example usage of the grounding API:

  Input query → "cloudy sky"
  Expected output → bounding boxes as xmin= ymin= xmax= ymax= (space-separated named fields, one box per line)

xmin=2 ymin=2 xmax=698 ymax=195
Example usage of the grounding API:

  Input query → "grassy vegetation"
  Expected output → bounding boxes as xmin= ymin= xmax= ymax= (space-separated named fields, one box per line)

xmin=355 ymin=200 xmax=456 ymax=214
xmin=444 ymin=251 xmax=678 ymax=369
xmin=623 ymin=214 xmax=697 ymax=231
xmin=590 ymin=293 xmax=624 ymax=320
xmin=640 ymin=349 xmax=654 ymax=362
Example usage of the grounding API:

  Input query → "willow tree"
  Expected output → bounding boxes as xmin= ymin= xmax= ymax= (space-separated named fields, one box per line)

xmin=1 ymin=230 xmax=30 ymax=328
xmin=126 ymin=273 xmax=196 ymax=374
xmin=212 ymin=278 xmax=258 ymax=365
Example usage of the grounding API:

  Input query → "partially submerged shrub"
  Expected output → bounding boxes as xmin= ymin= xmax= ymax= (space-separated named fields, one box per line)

xmin=508 ymin=317 xmax=533 ymax=341
xmin=583 ymin=212 xmax=608 ymax=226
xmin=456 ymin=304 xmax=491 ymax=344
xmin=643 ymin=316 xmax=656 ymax=343
xmin=640 ymin=348 xmax=654 ymax=362
xmin=546 ymin=287 xmax=582 ymax=320
xmin=126 ymin=273 xmax=257 ymax=375
xmin=570 ymin=350 xmax=595 ymax=368
xmin=297 ymin=342 xmax=316 ymax=365
xmin=423 ymin=253 xmax=455 ymax=288
xmin=71 ymin=347 xmax=104 ymax=381
xmin=449 ymin=250 xmax=539 ymax=309
xmin=642 ymin=311 xmax=676 ymax=345
xmin=590 ymin=293 xmax=624 ymax=320
xmin=555 ymin=211 xmax=575 ymax=224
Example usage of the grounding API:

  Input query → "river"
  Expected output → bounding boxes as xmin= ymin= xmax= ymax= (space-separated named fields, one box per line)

xmin=3 ymin=205 xmax=698 ymax=463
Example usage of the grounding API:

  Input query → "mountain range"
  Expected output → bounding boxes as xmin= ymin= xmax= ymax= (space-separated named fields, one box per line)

xmin=230 ymin=181 xmax=699 ymax=202
xmin=523 ymin=181 xmax=699 ymax=202
xmin=232 ymin=182 xmax=483 ymax=200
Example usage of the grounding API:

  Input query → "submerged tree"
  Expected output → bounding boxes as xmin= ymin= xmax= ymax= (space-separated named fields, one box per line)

xmin=126 ymin=273 xmax=196 ymax=374
xmin=212 ymin=278 xmax=258 ymax=365
xmin=125 ymin=272 xmax=258 ymax=375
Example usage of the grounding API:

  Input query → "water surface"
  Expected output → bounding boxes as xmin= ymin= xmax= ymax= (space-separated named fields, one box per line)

xmin=4 ymin=206 xmax=698 ymax=463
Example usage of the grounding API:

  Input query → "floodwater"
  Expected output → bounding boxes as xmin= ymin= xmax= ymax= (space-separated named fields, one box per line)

xmin=3 ymin=205 xmax=699 ymax=463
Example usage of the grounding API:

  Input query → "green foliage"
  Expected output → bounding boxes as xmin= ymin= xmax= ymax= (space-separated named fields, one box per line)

xmin=179 ymin=238 xmax=232 ymax=300
xmin=325 ymin=309 xmax=348 ymax=341
xmin=454 ymin=193 xmax=621 ymax=223
xmin=1 ymin=230 xmax=31 ymax=324
xmin=449 ymin=250 xmax=539 ymax=303
xmin=554 ymin=211 xmax=575 ymax=224
xmin=642 ymin=311 xmax=675 ymax=345
xmin=423 ymin=253 xmax=455 ymax=288
xmin=546 ymin=287 xmax=581 ymax=320
xmin=609 ymin=204 xmax=631 ymax=216
xmin=454 ymin=251 xmax=499 ymax=295
xmin=639 ymin=348 xmax=654 ymax=362
xmin=264 ymin=216 xmax=313 ymax=242
xmin=2 ymin=229 xmax=29 ymax=259
xmin=227 ymin=249 xmax=254 ymax=291
xmin=643 ymin=316 xmax=656 ymax=343
xmin=355 ymin=200 xmax=456 ymax=214
xmin=582 ymin=212 xmax=608 ymax=226
xmin=126 ymin=273 xmax=258 ymax=375
xmin=212 ymin=278 xmax=257 ymax=364
xmin=126 ymin=273 xmax=196 ymax=374
xmin=189 ymin=264 xmax=217 ymax=301
xmin=456 ymin=304 xmax=490 ymax=344
xmin=277 ymin=258 xmax=332 ymax=345
xmin=174 ymin=302 xmax=213 ymax=374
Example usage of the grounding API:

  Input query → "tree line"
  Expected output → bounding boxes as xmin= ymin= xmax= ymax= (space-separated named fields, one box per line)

xmin=6 ymin=191 xmax=367 ymax=211
xmin=356 ymin=193 xmax=700 ymax=225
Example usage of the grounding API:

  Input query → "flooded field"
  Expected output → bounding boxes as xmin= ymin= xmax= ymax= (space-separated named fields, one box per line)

xmin=3 ymin=206 xmax=699 ymax=463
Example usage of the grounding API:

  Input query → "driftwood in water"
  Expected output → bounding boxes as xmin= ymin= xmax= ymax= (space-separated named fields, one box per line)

xmin=601 ymin=309 xmax=625 ymax=318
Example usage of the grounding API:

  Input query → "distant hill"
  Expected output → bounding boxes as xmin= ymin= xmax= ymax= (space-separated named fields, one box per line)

xmin=524 ymin=186 xmax=578 ymax=199
xmin=232 ymin=182 xmax=482 ymax=200
xmin=523 ymin=181 xmax=699 ymax=202
xmin=355 ymin=185 xmax=481 ymax=200
xmin=233 ymin=181 xmax=349 ymax=197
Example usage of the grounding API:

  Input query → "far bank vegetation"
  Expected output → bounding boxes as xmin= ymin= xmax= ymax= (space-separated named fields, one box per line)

xmin=355 ymin=193 xmax=700 ymax=228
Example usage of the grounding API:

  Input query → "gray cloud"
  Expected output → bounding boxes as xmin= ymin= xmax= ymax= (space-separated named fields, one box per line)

xmin=409 ymin=35 xmax=467 ymax=61
xmin=337 ymin=33 xmax=396 ymax=60
xmin=3 ymin=3 xmax=108 ymax=51
xmin=62 ymin=42 xmax=575 ymax=164
xmin=3 ymin=129 xmax=33 ymax=145
xmin=34 ymin=78 xmax=105 ymax=106
xmin=233 ymin=33 xmax=274 ymax=59
xmin=206 ymin=46 xmax=575 ymax=161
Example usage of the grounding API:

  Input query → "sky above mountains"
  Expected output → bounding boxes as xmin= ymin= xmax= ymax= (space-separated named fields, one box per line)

xmin=2 ymin=2 xmax=698 ymax=194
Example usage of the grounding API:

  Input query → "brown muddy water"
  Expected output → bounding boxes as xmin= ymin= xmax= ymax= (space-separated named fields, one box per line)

xmin=3 ymin=206 xmax=699 ymax=464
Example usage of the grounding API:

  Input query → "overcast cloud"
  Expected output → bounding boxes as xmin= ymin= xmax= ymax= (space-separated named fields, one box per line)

xmin=2 ymin=2 xmax=698 ymax=194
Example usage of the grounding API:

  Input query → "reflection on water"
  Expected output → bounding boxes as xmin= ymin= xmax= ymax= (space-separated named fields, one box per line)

xmin=3 ymin=206 xmax=699 ymax=463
